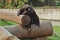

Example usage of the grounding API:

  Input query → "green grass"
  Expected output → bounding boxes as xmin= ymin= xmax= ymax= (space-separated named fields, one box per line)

xmin=0 ymin=20 xmax=16 ymax=26
xmin=46 ymin=26 xmax=60 ymax=40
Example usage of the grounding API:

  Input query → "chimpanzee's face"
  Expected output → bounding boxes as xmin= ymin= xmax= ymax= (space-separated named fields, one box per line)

xmin=26 ymin=7 xmax=33 ymax=12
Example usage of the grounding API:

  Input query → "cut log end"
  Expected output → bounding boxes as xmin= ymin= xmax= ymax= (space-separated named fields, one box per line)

xmin=19 ymin=15 xmax=31 ymax=25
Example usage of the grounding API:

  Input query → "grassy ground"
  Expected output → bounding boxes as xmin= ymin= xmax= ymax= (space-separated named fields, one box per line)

xmin=0 ymin=20 xmax=60 ymax=40
xmin=46 ymin=26 xmax=60 ymax=40
xmin=0 ymin=20 xmax=16 ymax=26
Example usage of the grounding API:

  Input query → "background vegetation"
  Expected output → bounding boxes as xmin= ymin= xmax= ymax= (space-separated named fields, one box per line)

xmin=0 ymin=0 xmax=60 ymax=9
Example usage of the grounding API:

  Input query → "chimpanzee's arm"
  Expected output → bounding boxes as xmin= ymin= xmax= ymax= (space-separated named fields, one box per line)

xmin=17 ymin=8 xmax=24 ymax=16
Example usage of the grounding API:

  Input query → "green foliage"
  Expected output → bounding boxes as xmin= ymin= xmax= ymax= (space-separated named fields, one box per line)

xmin=0 ymin=0 xmax=60 ymax=8
xmin=0 ymin=0 xmax=25 ymax=9
xmin=55 ymin=0 xmax=60 ymax=6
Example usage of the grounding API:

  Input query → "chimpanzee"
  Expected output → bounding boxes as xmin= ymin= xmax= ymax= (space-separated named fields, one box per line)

xmin=17 ymin=2 xmax=40 ymax=32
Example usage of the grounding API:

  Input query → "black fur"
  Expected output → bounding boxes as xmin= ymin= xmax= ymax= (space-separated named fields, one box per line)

xmin=17 ymin=4 xmax=40 ymax=28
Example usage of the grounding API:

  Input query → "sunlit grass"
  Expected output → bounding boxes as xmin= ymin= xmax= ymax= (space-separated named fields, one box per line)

xmin=0 ymin=20 xmax=16 ymax=26
xmin=46 ymin=26 xmax=60 ymax=40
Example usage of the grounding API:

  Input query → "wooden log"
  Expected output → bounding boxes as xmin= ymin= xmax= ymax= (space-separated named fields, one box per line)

xmin=19 ymin=15 xmax=31 ymax=25
xmin=0 ymin=12 xmax=53 ymax=38
xmin=31 ymin=37 xmax=46 ymax=40
xmin=0 ymin=26 xmax=19 ymax=40
xmin=4 ymin=20 xmax=53 ymax=38
xmin=0 ymin=13 xmax=31 ymax=25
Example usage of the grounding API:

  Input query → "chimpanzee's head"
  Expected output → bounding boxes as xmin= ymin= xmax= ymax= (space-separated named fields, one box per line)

xmin=26 ymin=7 xmax=33 ymax=12
xmin=17 ymin=3 xmax=35 ymax=16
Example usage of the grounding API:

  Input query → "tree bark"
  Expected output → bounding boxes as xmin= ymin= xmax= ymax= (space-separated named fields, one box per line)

xmin=4 ymin=20 xmax=53 ymax=38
